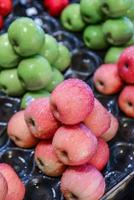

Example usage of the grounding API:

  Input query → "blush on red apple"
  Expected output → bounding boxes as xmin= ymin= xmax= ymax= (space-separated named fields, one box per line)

xmin=84 ymin=98 xmax=111 ymax=137
xmin=52 ymin=124 xmax=98 ymax=166
xmin=61 ymin=164 xmax=105 ymax=200
xmin=35 ymin=140 xmax=66 ymax=177
xmin=50 ymin=78 xmax=94 ymax=125
xmin=24 ymin=97 xmax=60 ymax=139
xmin=93 ymin=63 xmax=123 ymax=95
xmin=7 ymin=110 xmax=38 ymax=148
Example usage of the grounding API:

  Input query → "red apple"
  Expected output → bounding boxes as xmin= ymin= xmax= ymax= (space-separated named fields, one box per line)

xmin=0 ymin=15 xmax=3 ymax=29
xmin=101 ymin=113 xmax=119 ymax=141
xmin=50 ymin=78 xmax=94 ymax=125
xmin=0 ymin=0 xmax=12 ymax=16
xmin=0 ymin=163 xmax=25 ymax=200
xmin=61 ymin=164 xmax=105 ymax=200
xmin=118 ymin=86 xmax=134 ymax=118
xmin=118 ymin=46 xmax=134 ymax=84
xmin=43 ymin=0 xmax=69 ymax=17
xmin=0 ymin=172 xmax=8 ymax=200
xmin=24 ymin=97 xmax=60 ymax=139
xmin=84 ymin=98 xmax=111 ymax=137
xmin=93 ymin=64 xmax=123 ymax=95
xmin=88 ymin=138 xmax=110 ymax=171
xmin=52 ymin=124 xmax=98 ymax=166
xmin=7 ymin=110 xmax=38 ymax=148
xmin=35 ymin=140 xmax=66 ymax=177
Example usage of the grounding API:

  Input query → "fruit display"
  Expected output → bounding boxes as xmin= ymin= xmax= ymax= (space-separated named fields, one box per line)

xmin=0 ymin=1 xmax=134 ymax=200
xmin=61 ymin=0 xmax=134 ymax=63
xmin=0 ymin=16 xmax=71 ymax=108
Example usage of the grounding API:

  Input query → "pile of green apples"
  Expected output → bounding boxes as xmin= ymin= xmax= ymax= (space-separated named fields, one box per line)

xmin=61 ymin=0 xmax=134 ymax=63
xmin=0 ymin=17 xmax=71 ymax=108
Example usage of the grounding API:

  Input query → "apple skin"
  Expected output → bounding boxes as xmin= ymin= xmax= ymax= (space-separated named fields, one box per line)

xmin=126 ymin=3 xmax=134 ymax=20
xmin=0 ymin=173 xmax=8 ymax=200
xmin=53 ymin=44 xmax=71 ymax=72
xmin=0 ymin=163 xmax=25 ymax=200
xmin=104 ymin=47 xmax=124 ymax=64
xmin=0 ymin=68 xmax=25 ymax=96
xmin=93 ymin=64 xmax=123 ymax=95
xmin=102 ymin=17 xmax=134 ymax=46
xmin=8 ymin=17 xmax=45 ymax=57
xmin=0 ymin=0 xmax=13 ymax=16
xmin=7 ymin=110 xmax=38 ymax=148
xmin=52 ymin=124 xmax=98 ymax=166
xmin=50 ymin=78 xmax=94 ymax=125
xmin=88 ymin=138 xmax=109 ymax=171
xmin=118 ymin=46 xmax=134 ymax=84
xmin=20 ymin=89 xmax=50 ymax=109
xmin=35 ymin=140 xmax=66 ymax=177
xmin=83 ymin=24 xmax=109 ymax=50
xmin=125 ymin=33 xmax=134 ymax=47
xmin=61 ymin=164 xmax=105 ymax=200
xmin=24 ymin=97 xmax=60 ymax=139
xmin=17 ymin=55 xmax=53 ymax=91
xmin=43 ymin=0 xmax=69 ymax=17
xmin=101 ymin=113 xmax=119 ymax=141
xmin=101 ymin=0 xmax=131 ymax=18
xmin=45 ymin=68 xmax=64 ymax=92
xmin=0 ymin=33 xmax=20 ymax=68
xmin=39 ymin=34 xmax=59 ymax=65
xmin=61 ymin=3 xmax=86 ymax=32
xmin=84 ymin=98 xmax=111 ymax=137
xmin=80 ymin=0 xmax=104 ymax=24
xmin=118 ymin=86 xmax=134 ymax=118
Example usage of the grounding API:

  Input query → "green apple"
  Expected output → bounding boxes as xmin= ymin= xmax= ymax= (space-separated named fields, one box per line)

xmin=61 ymin=3 xmax=85 ymax=32
xmin=54 ymin=44 xmax=71 ymax=72
xmin=80 ymin=0 xmax=104 ymax=24
xmin=126 ymin=1 xmax=134 ymax=20
xmin=39 ymin=34 xmax=58 ymax=65
xmin=101 ymin=0 xmax=132 ymax=18
xmin=83 ymin=24 xmax=109 ymax=50
xmin=125 ymin=33 xmax=134 ymax=46
xmin=21 ymin=89 xmax=50 ymax=109
xmin=45 ymin=68 xmax=64 ymax=92
xmin=104 ymin=47 xmax=124 ymax=63
xmin=0 ymin=33 xmax=20 ymax=68
xmin=8 ymin=17 xmax=45 ymax=57
xmin=0 ymin=69 xmax=25 ymax=96
xmin=17 ymin=55 xmax=53 ymax=91
xmin=102 ymin=17 xmax=134 ymax=45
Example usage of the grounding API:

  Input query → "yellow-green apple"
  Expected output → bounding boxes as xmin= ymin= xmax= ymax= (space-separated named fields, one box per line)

xmin=8 ymin=17 xmax=44 ymax=57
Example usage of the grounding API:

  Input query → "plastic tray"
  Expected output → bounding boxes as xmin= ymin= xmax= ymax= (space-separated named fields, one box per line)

xmin=0 ymin=0 xmax=134 ymax=199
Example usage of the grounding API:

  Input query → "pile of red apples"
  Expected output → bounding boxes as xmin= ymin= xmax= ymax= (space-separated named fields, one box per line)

xmin=93 ymin=46 xmax=134 ymax=118
xmin=5 ymin=78 xmax=119 ymax=200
